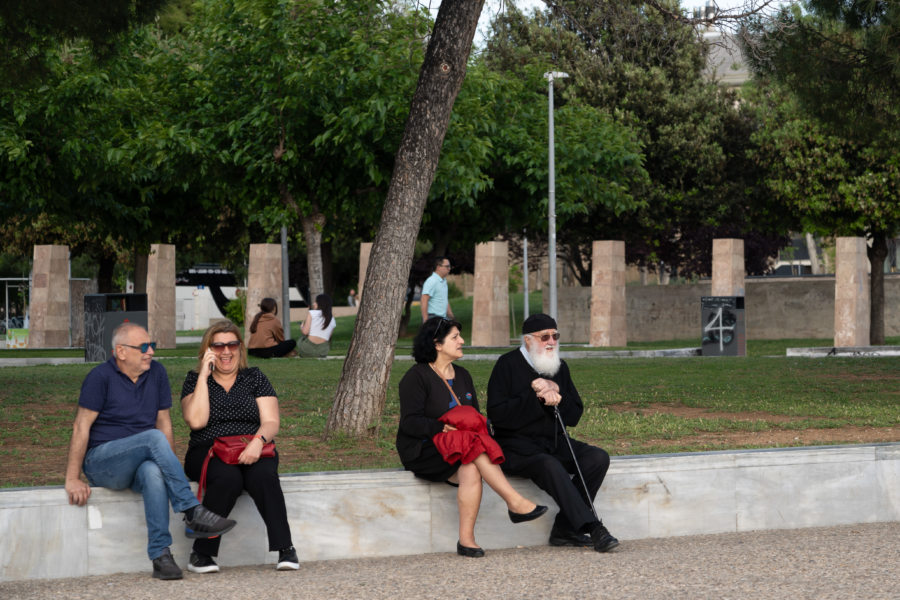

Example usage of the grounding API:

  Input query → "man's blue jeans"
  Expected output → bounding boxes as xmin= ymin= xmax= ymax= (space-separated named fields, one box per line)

xmin=83 ymin=429 xmax=199 ymax=560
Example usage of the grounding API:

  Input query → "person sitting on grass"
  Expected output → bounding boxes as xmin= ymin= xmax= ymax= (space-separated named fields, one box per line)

xmin=247 ymin=297 xmax=297 ymax=358
xmin=296 ymin=294 xmax=336 ymax=358
xmin=64 ymin=323 xmax=236 ymax=581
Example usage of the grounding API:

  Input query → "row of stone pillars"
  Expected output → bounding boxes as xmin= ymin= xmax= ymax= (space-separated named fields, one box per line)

xmin=25 ymin=236 xmax=873 ymax=350
xmin=27 ymin=243 xmax=290 ymax=349
xmin=355 ymin=237 xmax=872 ymax=348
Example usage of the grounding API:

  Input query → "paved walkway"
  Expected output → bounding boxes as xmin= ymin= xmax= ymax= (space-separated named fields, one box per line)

xmin=3 ymin=522 xmax=897 ymax=599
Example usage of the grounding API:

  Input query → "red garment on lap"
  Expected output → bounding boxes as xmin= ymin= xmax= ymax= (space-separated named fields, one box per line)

xmin=432 ymin=405 xmax=504 ymax=465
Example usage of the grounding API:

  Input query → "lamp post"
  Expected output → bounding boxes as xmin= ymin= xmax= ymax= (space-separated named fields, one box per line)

xmin=544 ymin=70 xmax=568 ymax=320
xmin=280 ymin=225 xmax=291 ymax=339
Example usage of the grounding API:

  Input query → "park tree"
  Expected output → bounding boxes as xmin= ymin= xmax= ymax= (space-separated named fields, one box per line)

xmin=743 ymin=0 xmax=900 ymax=344
xmin=0 ymin=0 xmax=172 ymax=86
xmin=414 ymin=57 xmax=646 ymax=302
xmin=0 ymin=24 xmax=208 ymax=291
xmin=326 ymin=0 xmax=486 ymax=437
xmin=479 ymin=0 xmax=790 ymax=280
xmin=181 ymin=0 xmax=430 ymax=299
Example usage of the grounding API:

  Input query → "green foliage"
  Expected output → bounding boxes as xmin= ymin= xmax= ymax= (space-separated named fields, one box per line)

xmin=744 ymin=2 xmax=900 ymax=241
xmin=224 ymin=295 xmax=246 ymax=327
xmin=480 ymin=0 xmax=789 ymax=279
xmin=447 ymin=281 xmax=464 ymax=300
xmin=0 ymin=0 xmax=170 ymax=86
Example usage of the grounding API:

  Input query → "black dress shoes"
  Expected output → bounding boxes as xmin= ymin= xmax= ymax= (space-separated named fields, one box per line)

xmin=508 ymin=504 xmax=549 ymax=523
xmin=590 ymin=521 xmax=620 ymax=552
xmin=549 ymin=525 xmax=593 ymax=547
xmin=456 ymin=541 xmax=485 ymax=558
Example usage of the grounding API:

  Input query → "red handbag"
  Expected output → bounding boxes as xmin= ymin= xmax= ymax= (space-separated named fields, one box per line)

xmin=196 ymin=435 xmax=276 ymax=500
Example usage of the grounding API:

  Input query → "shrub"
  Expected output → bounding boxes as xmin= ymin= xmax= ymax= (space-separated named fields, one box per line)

xmin=224 ymin=295 xmax=246 ymax=326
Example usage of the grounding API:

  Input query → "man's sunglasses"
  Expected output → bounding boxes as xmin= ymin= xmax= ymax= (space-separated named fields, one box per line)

xmin=120 ymin=342 xmax=157 ymax=353
xmin=530 ymin=332 xmax=560 ymax=343
xmin=210 ymin=341 xmax=241 ymax=352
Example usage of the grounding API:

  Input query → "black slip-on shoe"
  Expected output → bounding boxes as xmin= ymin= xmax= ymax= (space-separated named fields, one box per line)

xmin=457 ymin=541 xmax=485 ymax=558
xmin=508 ymin=504 xmax=549 ymax=524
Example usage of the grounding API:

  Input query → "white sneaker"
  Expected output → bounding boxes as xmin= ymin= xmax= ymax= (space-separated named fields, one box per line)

xmin=276 ymin=547 xmax=299 ymax=570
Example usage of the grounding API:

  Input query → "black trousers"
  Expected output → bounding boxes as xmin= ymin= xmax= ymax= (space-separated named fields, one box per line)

xmin=248 ymin=339 xmax=297 ymax=358
xmin=501 ymin=439 xmax=610 ymax=534
xmin=184 ymin=444 xmax=293 ymax=555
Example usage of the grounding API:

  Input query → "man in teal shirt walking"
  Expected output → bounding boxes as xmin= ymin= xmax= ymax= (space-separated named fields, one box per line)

xmin=420 ymin=256 xmax=455 ymax=321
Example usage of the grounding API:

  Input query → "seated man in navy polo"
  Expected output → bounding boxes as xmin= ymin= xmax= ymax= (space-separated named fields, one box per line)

xmin=65 ymin=323 xmax=236 ymax=580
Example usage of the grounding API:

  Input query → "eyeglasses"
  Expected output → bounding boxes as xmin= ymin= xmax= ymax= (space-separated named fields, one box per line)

xmin=210 ymin=341 xmax=241 ymax=352
xmin=438 ymin=263 xmax=451 ymax=269
xmin=120 ymin=342 xmax=157 ymax=353
xmin=529 ymin=332 xmax=560 ymax=343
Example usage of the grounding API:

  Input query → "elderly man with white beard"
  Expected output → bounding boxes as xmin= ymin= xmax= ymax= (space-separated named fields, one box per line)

xmin=486 ymin=314 xmax=618 ymax=553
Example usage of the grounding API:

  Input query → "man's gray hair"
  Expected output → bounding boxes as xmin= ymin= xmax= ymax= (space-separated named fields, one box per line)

xmin=110 ymin=322 xmax=145 ymax=351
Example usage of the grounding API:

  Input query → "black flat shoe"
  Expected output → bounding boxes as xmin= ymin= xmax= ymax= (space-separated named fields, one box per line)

xmin=456 ymin=541 xmax=485 ymax=558
xmin=508 ymin=504 xmax=548 ymax=524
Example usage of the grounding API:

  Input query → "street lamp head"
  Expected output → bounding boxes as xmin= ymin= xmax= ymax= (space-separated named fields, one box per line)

xmin=543 ymin=71 xmax=570 ymax=81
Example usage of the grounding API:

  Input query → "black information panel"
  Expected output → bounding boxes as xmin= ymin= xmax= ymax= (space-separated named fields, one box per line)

xmin=84 ymin=294 xmax=148 ymax=362
xmin=701 ymin=296 xmax=746 ymax=356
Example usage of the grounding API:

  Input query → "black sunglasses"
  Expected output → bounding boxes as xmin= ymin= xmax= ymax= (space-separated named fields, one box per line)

xmin=120 ymin=342 xmax=157 ymax=353
xmin=210 ymin=341 xmax=241 ymax=353
xmin=530 ymin=332 xmax=560 ymax=343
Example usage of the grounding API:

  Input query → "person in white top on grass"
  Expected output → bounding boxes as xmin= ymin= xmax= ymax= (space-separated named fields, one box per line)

xmin=297 ymin=293 xmax=336 ymax=358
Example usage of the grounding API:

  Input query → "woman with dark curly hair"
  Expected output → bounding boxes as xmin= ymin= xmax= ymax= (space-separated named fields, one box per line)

xmin=396 ymin=317 xmax=547 ymax=558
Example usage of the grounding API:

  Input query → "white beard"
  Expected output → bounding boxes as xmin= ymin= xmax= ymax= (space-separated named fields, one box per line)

xmin=528 ymin=344 xmax=561 ymax=377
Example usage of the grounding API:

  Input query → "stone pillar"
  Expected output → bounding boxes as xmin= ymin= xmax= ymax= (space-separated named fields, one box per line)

xmin=146 ymin=244 xmax=176 ymax=349
xmin=30 ymin=245 xmax=71 ymax=348
xmin=358 ymin=242 xmax=373 ymax=303
xmin=834 ymin=237 xmax=870 ymax=347
xmin=590 ymin=241 xmax=626 ymax=347
xmin=711 ymin=239 xmax=745 ymax=296
xmin=471 ymin=241 xmax=509 ymax=347
xmin=245 ymin=244 xmax=283 ymax=338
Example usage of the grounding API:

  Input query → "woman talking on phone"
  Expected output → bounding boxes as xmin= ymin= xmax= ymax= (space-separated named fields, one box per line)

xmin=180 ymin=321 xmax=298 ymax=573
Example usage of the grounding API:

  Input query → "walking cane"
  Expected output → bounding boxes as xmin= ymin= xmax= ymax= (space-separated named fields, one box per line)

xmin=553 ymin=406 xmax=600 ymax=521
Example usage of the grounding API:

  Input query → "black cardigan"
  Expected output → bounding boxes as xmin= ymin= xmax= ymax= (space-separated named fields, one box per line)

xmin=395 ymin=362 xmax=478 ymax=464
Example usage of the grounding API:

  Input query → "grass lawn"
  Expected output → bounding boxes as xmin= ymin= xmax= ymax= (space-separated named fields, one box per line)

xmin=2 ymin=291 xmax=899 ymax=487
xmin=2 ymin=350 xmax=899 ymax=488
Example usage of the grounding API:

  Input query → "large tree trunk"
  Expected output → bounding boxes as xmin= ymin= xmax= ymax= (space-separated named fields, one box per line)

xmin=326 ymin=0 xmax=485 ymax=437
xmin=302 ymin=209 xmax=326 ymax=299
xmin=868 ymin=233 xmax=888 ymax=345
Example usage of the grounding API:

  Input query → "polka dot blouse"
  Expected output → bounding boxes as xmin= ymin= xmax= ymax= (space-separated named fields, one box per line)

xmin=181 ymin=367 xmax=277 ymax=448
